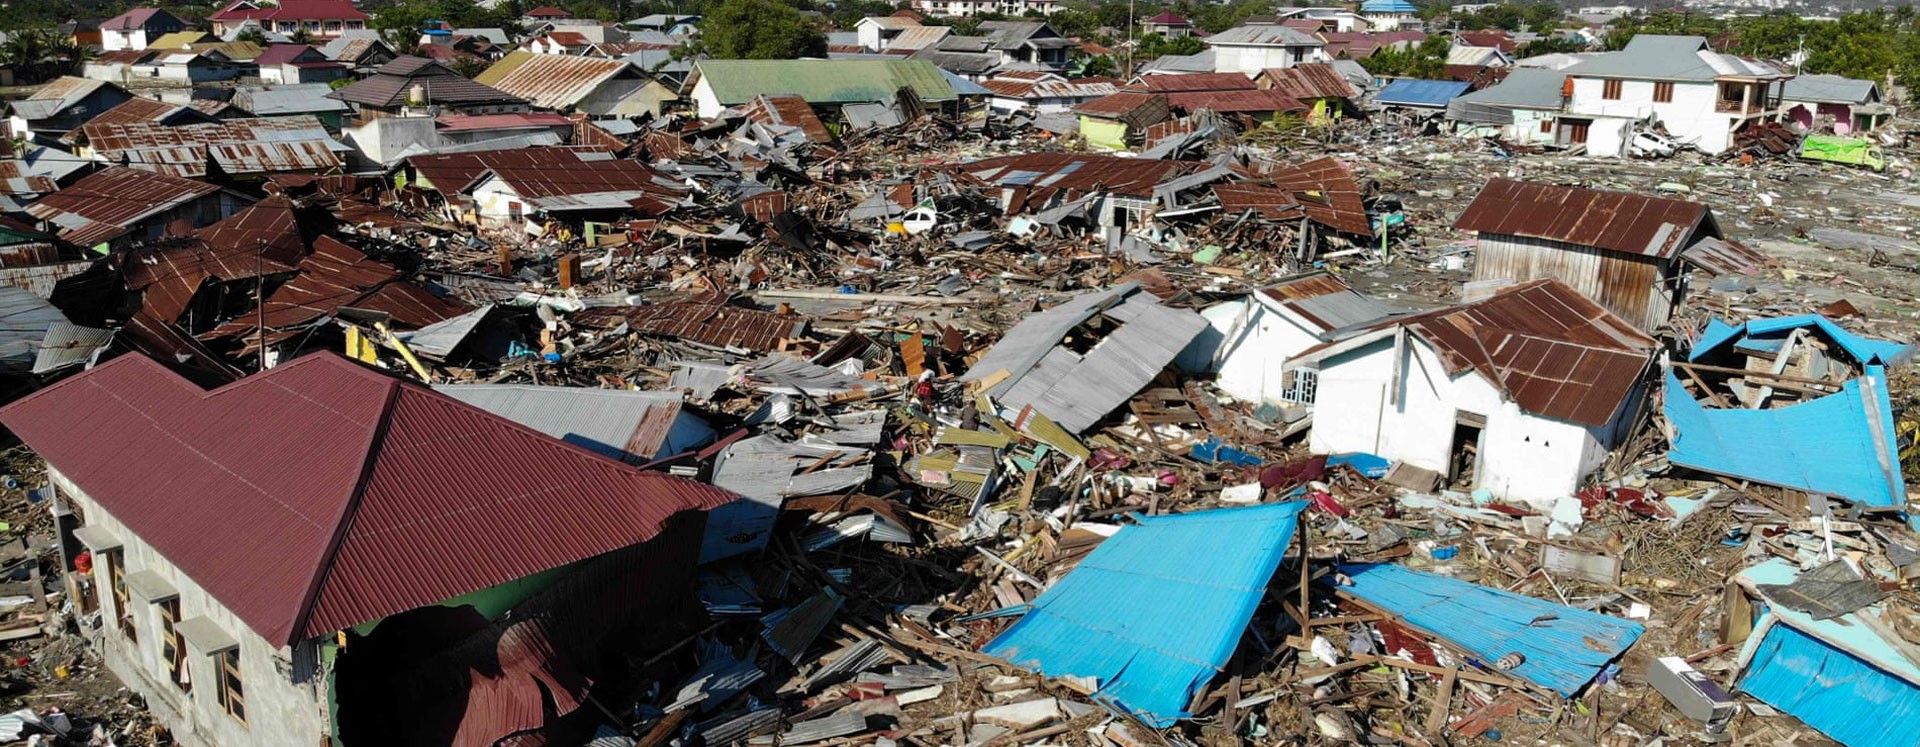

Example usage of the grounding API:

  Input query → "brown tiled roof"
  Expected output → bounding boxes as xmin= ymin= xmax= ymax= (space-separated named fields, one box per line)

xmin=1453 ymin=178 xmax=1713 ymax=259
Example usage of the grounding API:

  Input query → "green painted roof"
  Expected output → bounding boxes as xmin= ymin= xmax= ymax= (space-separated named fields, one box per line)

xmin=694 ymin=59 xmax=956 ymax=106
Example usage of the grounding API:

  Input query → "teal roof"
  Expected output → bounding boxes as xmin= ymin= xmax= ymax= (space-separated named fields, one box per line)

xmin=694 ymin=59 xmax=957 ymax=106
xmin=1361 ymin=0 xmax=1418 ymax=12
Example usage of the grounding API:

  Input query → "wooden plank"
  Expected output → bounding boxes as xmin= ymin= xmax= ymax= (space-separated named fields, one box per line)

xmin=1425 ymin=666 xmax=1457 ymax=739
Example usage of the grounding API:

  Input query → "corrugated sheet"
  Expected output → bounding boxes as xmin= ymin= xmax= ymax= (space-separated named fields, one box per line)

xmin=963 ymin=153 xmax=1191 ymax=207
xmin=1337 ymin=562 xmax=1644 ymax=695
xmin=432 ymin=383 xmax=707 ymax=462
xmin=704 ymin=435 xmax=871 ymax=562
xmin=0 ymin=286 xmax=69 ymax=373
xmin=1681 ymin=236 xmax=1771 ymax=276
xmin=1259 ymin=272 xmax=1394 ymax=332
xmin=694 ymin=59 xmax=957 ymax=106
xmin=1164 ymin=88 xmax=1304 ymax=114
xmin=1375 ymin=78 xmax=1474 ymax=107
xmin=476 ymin=51 xmax=634 ymax=111
xmin=963 ymin=282 xmax=1208 ymax=433
xmin=743 ymin=95 xmax=834 ymax=145
xmin=32 ymin=320 xmax=112 ymax=374
xmin=580 ymin=302 xmax=804 ymax=352
xmin=332 ymin=56 xmax=525 ymax=109
xmin=207 ymin=236 xmax=467 ymax=335
xmin=1454 ymin=178 xmax=1713 ymax=260
xmin=0 ymin=259 xmax=94 ymax=299
xmin=0 ymin=352 xmax=736 ymax=645
xmin=1262 ymin=62 xmax=1359 ymax=102
xmin=1694 ymin=314 xmax=1911 ymax=367
xmin=1126 ymin=73 xmax=1258 ymax=93
xmin=24 ymin=167 xmax=222 ymax=247
xmin=984 ymin=501 xmax=1309 ymax=727
xmin=81 ymin=117 xmax=341 ymax=178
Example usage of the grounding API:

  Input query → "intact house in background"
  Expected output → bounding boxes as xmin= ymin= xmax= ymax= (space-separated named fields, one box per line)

xmin=1778 ymin=73 xmax=1894 ymax=135
xmin=1184 ymin=271 xmax=1397 ymax=411
xmin=1290 ymin=279 xmax=1657 ymax=503
xmin=0 ymin=352 xmax=734 ymax=747
xmin=8 ymin=78 xmax=133 ymax=145
xmin=328 ymin=56 xmax=530 ymax=123
xmin=1452 ymin=178 xmax=1725 ymax=333
xmin=1557 ymin=35 xmax=1791 ymax=156
xmin=1205 ymin=24 xmax=1330 ymax=76
xmin=207 ymin=0 xmax=370 ymax=40
xmin=100 ymin=8 xmax=187 ymax=52
xmin=1446 ymin=68 xmax=1569 ymax=145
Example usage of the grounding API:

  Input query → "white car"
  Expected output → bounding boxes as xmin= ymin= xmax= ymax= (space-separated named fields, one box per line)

xmin=1628 ymin=132 xmax=1678 ymax=158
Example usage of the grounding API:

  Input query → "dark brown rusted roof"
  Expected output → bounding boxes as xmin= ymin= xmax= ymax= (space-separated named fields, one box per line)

xmin=1073 ymin=91 xmax=1171 ymax=128
xmin=1261 ymin=63 xmax=1358 ymax=102
xmin=1163 ymin=88 xmax=1304 ymax=114
xmin=743 ymin=94 xmax=833 ymax=145
xmin=961 ymin=153 xmax=1196 ymax=211
xmin=24 ymin=167 xmax=224 ymax=247
xmin=1452 ymin=178 xmax=1714 ymax=260
xmin=1125 ymin=72 xmax=1257 ymax=93
xmin=1225 ymin=156 xmax=1372 ymax=235
xmin=330 ymin=56 xmax=525 ymax=109
xmin=579 ymin=301 xmax=805 ymax=351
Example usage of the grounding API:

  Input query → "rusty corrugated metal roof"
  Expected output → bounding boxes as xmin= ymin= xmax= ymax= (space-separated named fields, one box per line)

xmin=475 ymin=51 xmax=634 ymax=111
xmin=81 ymin=117 xmax=341 ymax=178
xmin=24 ymin=167 xmax=223 ymax=247
xmin=1453 ymin=178 xmax=1714 ymax=260
xmin=1261 ymin=63 xmax=1357 ymax=102
xmin=207 ymin=235 xmax=468 ymax=336
xmin=1125 ymin=73 xmax=1257 ymax=93
xmin=0 ymin=352 xmax=735 ymax=645
xmin=963 ymin=152 xmax=1195 ymax=208
xmin=1163 ymin=88 xmax=1304 ymax=114
xmin=579 ymin=301 xmax=805 ymax=351
xmin=743 ymin=94 xmax=833 ymax=145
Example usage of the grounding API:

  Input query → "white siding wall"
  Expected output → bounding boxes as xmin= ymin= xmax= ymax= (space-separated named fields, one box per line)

xmin=469 ymin=177 xmax=528 ymax=225
xmin=1307 ymin=336 xmax=1607 ymax=502
xmin=691 ymin=78 xmax=724 ymax=118
xmin=1197 ymin=298 xmax=1324 ymax=405
xmin=52 ymin=468 xmax=331 ymax=747
xmin=103 ymin=29 xmax=148 ymax=52
xmin=1566 ymin=77 xmax=1736 ymax=154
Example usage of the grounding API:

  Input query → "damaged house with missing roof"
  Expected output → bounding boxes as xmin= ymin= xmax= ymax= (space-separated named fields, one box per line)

xmin=24 ymin=167 xmax=252 ymax=252
xmin=1290 ymin=280 xmax=1658 ymax=503
xmin=1184 ymin=271 xmax=1396 ymax=417
xmin=0 ymin=352 xmax=735 ymax=747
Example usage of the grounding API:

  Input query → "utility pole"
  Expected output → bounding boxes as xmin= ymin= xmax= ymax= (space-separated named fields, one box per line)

xmin=255 ymin=238 xmax=267 ymax=373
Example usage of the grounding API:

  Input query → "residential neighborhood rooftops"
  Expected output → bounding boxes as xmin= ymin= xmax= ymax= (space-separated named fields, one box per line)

xmin=692 ymin=59 xmax=958 ymax=106
xmin=331 ymin=56 xmax=527 ymax=109
xmin=1453 ymin=178 xmax=1716 ymax=259
xmin=9 ymin=77 xmax=120 ymax=121
xmin=0 ymin=352 xmax=734 ymax=645
xmin=24 ymin=167 xmax=223 ymax=247
xmin=476 ymin=51 xmax=637 ymax=111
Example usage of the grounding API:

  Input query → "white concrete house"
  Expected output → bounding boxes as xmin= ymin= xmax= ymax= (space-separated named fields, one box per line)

xmin=1269 ymin=7 xmax=1372 ymax=33
xmin=982 ymin=72 xmax=1118 ymax=114
xmin=100 ymin=8 xmax=187 ymax=52
xmin=1446 ymin=68 xmax=1567 ymax=145
xmin=1359 ymin=0 xmax=1420 ymax=31
xmin=1291 ymin=280 xmax=1655 ymax=502
xmin=1558 ymin=35 xmax=1790 ymax=156
xmin=1206 ymin=24 xmax=1329 ymax=75
xmin=1186 ymin=272 xmax=1396 ymax=408
xmin=856 ymin=16 xmax=921 ymax=51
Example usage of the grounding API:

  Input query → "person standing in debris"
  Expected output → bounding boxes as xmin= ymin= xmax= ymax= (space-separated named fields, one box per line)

xmin=914 ymin=371 xmax=936 ymax=410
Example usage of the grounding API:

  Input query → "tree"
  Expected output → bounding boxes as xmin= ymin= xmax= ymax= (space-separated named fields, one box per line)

xmin=364 ymin=0 xmax=522 ymax=46
xmin=1514 ymin=35 xmax=1585 ymax=58
xmin=0 ymin=28 xmax=90 ymax=83
xmin=696 ymin=0 xmax=825 ymax=59
xmin=1134 ymin=32 xmax=1203 ymax=59
xmin=1078 ymin=53 xmax=1118 ymax=77
xmin=1359 ymin=35 xmax=1448 ymax=79
xmin=235 ymin=26 xmax=269 ymax=45
xmin=289 ymin=26 xmax=316 ymax=44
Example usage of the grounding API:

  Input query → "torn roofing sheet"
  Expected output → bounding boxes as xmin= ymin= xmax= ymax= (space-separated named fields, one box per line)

xmin=983 ymin=501 xmax=1308 ymax=727
xmin=1452 ymin=178 xmax=1715 ymax=260
xmin=1662 ymin=367 xmax=1905 ymax=509
xmin=702 ymin=435 xmax=872 ymax=563
xmin=961 ymin=282 xmax=1207 ymax=433
xmin=1335 ymin=563 xmax=1644 ymax=695
xmin=1691 ymin=314 xmax=1913 ymax=367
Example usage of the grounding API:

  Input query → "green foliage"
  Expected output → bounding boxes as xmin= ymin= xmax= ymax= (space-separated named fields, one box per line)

xmin=1514 ymin=35 xmax=1584 ymax=58
xmin=235 ymin=26 xmax=269 ymax=45
xmin=1134 ymin=32 xmax=1203 ymax=59
xmin=0 ymin=28 xmax=91 ymax=83
xmin=1047 ymin=8 xmax=1098 ymax=39
xmin=1078 ymin=52 xmax=1118 ymax=78
xmin=695 ymin=0 xmax=825 ymax=59
xmin=1359 ymin=35 xmax=1448 ymax=79
xmin=1601 ymin=7 xmax=1920 ymax=87
xmin=828 ymin=0 xmax=897 ymax=31
xmin=1450 ymin=2 xmax=1561 ymax=32
xmin=362 ymin=0 xmax=524 ymax=47
xmin=1189 ymin=0 xmax=1274 ymax=34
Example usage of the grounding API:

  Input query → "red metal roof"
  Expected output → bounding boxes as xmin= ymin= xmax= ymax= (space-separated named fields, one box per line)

xmin=1452 ymin=178 xmax=1713 ymax=260
xmin=1455 ymin=30 xmax=1517 ymax=52
xmin=102 ymin=7 xmax=170 ymax=30
xmin=0 ymin=352 xmax=735 ymax=645
xmin=210 ymin=0 xmax=366 ymax=21
xmin=1073 ymin=91 xmax=1168 ymax=121
xmin=1145 ymin=11 xmax=1190 ymax=25
xmin=254 ymin=43 xmax=322 ymax=65
xmin=1126 ymin=72 xmax=1257 ymax=93
xmin=207 ymin=235 xmax=468 ymax=335
xmin=525 ymin=5 xmax=572 ymax=16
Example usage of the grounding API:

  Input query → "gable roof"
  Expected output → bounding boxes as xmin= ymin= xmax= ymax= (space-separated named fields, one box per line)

xmin=65 ymin=96 xmax=213 ymax=141
xmin=1206 ymin=24 xmax=1323 ymax=47
xmin=11 ymin=77 xmax=121 ymax=121
xmin=1257 ymin=271 xmax=1395 ymax=333
xmin=1144 ymin=11 xmax=1190 ymax=25
xmin=210 ymin=0 xmax=367 ymax=21
xmin=1445 ymin=67 xmax=1565 ymax=111
xmin=330 ymin=56 xmax=526 ymax=108
xmin=476 ymin=51 xmax=636 ymax=110
xmin=254 ymin=44 xmax=324 ymax=65
xmin=1561 ymin=35 xmax=1784 ymax=81
xmin=103 ymin=7 xmax=181 ymax=30
xmin=1299 ymin=280 xmax=1656 ymax=427
xmin=1125 ymin=72 xmax=1256 ymax=93
xmin=1780 ymin=73 xmax=1880 ymax=105
xmin=693 ymin=59 xmax=957 ymax=107
xmin=24 ymin=167 xmax=223 ymax=247
xmin=147 ymin=30 xmax=214 ymax=49
xmin=77 ymin=117 xmax=342 ymax=179
xmin=1453 ymin=178 xmax=1714 ymax=259
xmin=0 ymin=352 xmax=734 ymax=645
xmin=234 ymin=83 xmax=354 ymax=115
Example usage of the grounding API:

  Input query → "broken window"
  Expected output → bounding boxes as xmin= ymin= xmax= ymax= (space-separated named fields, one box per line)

xmin=108 ymin=550 xmax=135 ymax=644
xmin=508 ymin=201 xmax=524 ymax=223
xmin=158 ymin=598 xmax=189 ymax=693
xmin=1281 ymin=369 xmax=1317 ymax=404
xmin=216 ymin=649 xmax=245 ymax=724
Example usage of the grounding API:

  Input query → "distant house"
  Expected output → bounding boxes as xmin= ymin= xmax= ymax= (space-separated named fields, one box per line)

xmin=233 ymin=84 xmax=353 ymax=130
xmin=1374 ymin=78 xmax=1472 ymax=110
xmin=1779 ymin=74 xmax=1893 ymax=135
xmin=625 ymin=13 xmax=701 ymax=39
xmin=1360 ymin=0 xmax=1421 ymax=31
xmin=982 ymin=72 xmax=1118 ymax=114
xmin=856 ymin=16 xmax=921 ymax=51
xmin=0 ymin=353 xmax=732 ymax=747
xmin=1446 ymin=68 xmax=1566 ymax=144
xmin=1205 ymin=23 xmax=1329 ymax=75
xmin=522 ymin=5 xmax=573 ymax=24
xmin=1190 ymin=271 xmax=1396 ymax=408
xmin=686 ymin=59 xmax=957 ymax=118
xmin=475 ymin=52 xmax=663 ymax=115
xmin=24 ymin=167 xmax=251 ymax=250
xmin=433 ymin=112 xmax=577 ymax=148
xmin=1256 ymin=62 xmax=1360 ymax=120
xmin=319 ymin=32 xmax=397 ymax=72
xmin=1446 ymin=44 xmax=1512 ymax=68
xmin=911 ymin=0 xmax=1060 ymax=18
xmin=1073 ymin=92 xmax=1170 ymax=150
xmin=8 ymin=77 xmax=134 ymax=144
xmin=1268 ymin=7 xmax=1371 ymax=33
xmin=523 ymin=31 xmax=593 ymax=55
xmin=1317 ymin=30 xmax=1427 ymax=60
xmin=975 ymin=21 xmax=1076 ymax=70
xmin=1454 ymin=29 xmax=1517 ymax=52
xmin=145 ymin=30 xmax=217 ymax=51
xmin=1142 ymin=12 xmax=1193 ymax=38
xmin=100 ymin=8 xmax=187 ymax=52
xmin=256 ymin=44 xmax=347 ymax=85
xmin=1558 ymin=35 xmax=1790 ymax=156
xmin=1453 ymin=177 xmax=1724 ymax=332
xmin=1293 ymin=280 xmax=1656 ymax=503
xmin=208 ymin=0 xmax=369 ymax=39
xmin=328 ymin=56 xmax=529 ymax=122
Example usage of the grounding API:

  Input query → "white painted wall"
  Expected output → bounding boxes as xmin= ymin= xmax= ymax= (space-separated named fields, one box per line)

xmin=1565 ymin=77 xmax=1738 ymax=154
xmin=1212 ymin=44 xmax=1328 ymax=75
xmin=690 ymin=77 xmax=724 ymax=118
xmin=1193 ymin=297 xmax=1323 ymax=405
xmin=102 ymin=29 xmax=149 ymax=52
xmin=468 ymin=175 xmax=531 ymax=226
xmin=1306 ymin=335 xmax=1613 ymax=502
xmin=53 ymin=468 xmax=331 ymax=747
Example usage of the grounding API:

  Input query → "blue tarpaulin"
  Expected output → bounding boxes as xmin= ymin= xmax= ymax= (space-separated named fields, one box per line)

xmin=982 ymin=501 xmax=1308 ymax=726
xmin=1735 ymin=560 xmax=1920 ymax=747
xmin=1667 ymin=315 xmax=1909 ymax=510
xmin=1374 ymin=79 xmax=1473 ymax=108
xmin=1337 ymin=563 xmax=1644 ymax=695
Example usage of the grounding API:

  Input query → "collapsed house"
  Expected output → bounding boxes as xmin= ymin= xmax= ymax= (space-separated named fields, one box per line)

xmin=1188 ymin=271 xmax=1397 ymax=411
xmin=0 ymin=352 xmax=735 ymax=747
xmin=1291 ymin=280 xmax=1656 ymax=502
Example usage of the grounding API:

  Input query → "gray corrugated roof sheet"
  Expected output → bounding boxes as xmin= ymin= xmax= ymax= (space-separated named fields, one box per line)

xmin=1781 ymin=73 xmax=1879 ymax=105
xmin=1561 ymin=35 xmax=1783 ymax=81
xmin=1446 ymin=67 xmax=1566 ymax=110
xmin=1206 ymin=24 xmax=1323 ymax=47
xmin=962 ymin=282 xmax=1207 ymax=433
xmin=32 ymin=320 xmax=112 ymax=374
xmin=705 ymin=435 xmax=872 ymax=562
xmin=0 ymin=286 xmax=71 ymax=374
xmin=432 ymin=382 xmax=701 ymax=462
xmin=234 ymin=83 xmax=353 ymax=116
xmin=1138 ymin=49 xmax=1217 ymax=75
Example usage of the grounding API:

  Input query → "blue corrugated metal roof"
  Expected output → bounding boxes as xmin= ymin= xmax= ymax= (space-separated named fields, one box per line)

xmin=982 ymin=501 xmax=1309 ymax=727
xmin=1735 ymin=560 xmax=1920 ymax=747
xmin=1692 ymin=315 xmax=1913 ymax=367
xmin=1336 ymin=563 xmax=1644 ymax=695
xmin=1663 ymin=366 xmax=1905 ymax=508
xmin=1361 ymin=0 xmax=1418 ymax=11
xmin=1374 ymin=79 xmax=1473 ymax=108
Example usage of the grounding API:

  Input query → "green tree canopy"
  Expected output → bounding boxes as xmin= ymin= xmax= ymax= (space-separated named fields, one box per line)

xmin=696 ymin=0 xmax=826 ymax=59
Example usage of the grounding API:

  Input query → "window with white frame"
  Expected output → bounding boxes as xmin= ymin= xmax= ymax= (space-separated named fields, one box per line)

xmin=1281 ymin=368 xmax=1318 ymax=404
